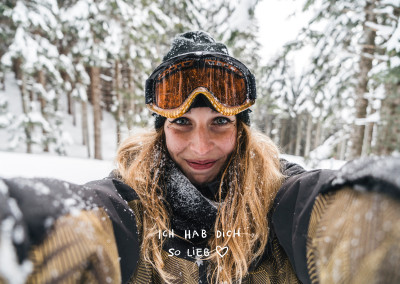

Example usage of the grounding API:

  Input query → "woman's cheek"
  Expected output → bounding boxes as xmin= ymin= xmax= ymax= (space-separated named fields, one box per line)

xmin=166 ymin=136 xmax=187 ymax=157
xmin=169 ymin=142 xmax=186 ymax=156
xmin=221 ymin=128 xmax=237 ymax=152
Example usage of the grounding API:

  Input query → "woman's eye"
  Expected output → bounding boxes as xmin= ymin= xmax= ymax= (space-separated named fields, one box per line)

xmin=171 ymin=117 xmax=190 ymax=125
xmin=213 ymin=117 xmax=232 ymax=125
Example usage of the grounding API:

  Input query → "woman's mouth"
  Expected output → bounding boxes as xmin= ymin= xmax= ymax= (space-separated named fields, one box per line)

xmin=186 ymin=160 xmax=217 ymax=170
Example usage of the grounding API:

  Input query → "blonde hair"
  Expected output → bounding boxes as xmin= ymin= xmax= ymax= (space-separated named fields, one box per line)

xmin=116 ymin=121 xmax=284 ymax=283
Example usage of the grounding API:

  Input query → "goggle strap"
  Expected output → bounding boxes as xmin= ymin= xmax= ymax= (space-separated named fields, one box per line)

xmin=145 ymin=79 xmax=154 ymax=104
xmin=249 ymin=74 xmax=257 ymax=100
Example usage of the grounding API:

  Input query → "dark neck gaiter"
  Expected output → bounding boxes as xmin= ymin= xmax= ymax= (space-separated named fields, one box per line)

xmin=164 ymin=158 xmax=222 ymax=239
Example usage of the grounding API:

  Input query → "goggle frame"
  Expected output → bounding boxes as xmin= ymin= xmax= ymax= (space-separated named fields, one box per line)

xmin=145 ymin=52 xmax=256 ymax=118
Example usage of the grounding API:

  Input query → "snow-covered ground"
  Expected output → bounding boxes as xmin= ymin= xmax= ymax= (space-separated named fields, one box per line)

xmin=0 ymin=151 xmax=114 ymax=184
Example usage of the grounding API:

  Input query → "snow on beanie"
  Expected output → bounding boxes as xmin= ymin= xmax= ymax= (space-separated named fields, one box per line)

xmin=153 ymin=31 xmax=251 ymax=129
xmin=162 ymin=31 xmax=230 ymax=61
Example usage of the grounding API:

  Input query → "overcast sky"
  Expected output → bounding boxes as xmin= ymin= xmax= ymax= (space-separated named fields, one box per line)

xmin=256 ymin=0 xmax=310 ymax=64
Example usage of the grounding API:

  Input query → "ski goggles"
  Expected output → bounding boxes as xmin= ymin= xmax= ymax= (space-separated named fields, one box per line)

xmin=145 ymin=52 xmax=256 ymax=118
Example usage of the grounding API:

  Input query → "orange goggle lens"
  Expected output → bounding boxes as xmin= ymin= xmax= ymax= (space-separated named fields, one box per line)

xmin=155 ymin=59 xmax=247 ymax=109
xmin=145 ymin=54 xmax=256 ymax=118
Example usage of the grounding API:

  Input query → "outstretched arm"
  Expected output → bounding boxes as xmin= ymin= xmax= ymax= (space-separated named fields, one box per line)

xmin=307 ymin=186 xmax=400 ymax=283
xmin=273 ymin=157 xmax=400 ymax=284
xmin=0 ymin=176 xmax=140 ymax=284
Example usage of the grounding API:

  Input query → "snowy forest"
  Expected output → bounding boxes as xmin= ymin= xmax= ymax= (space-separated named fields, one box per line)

xmin=0 ymin=0 xmax=399 ymax=162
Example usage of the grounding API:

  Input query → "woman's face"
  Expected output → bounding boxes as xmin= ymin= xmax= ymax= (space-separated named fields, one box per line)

xmin=164 ymin=107 xmax=237 ymax=185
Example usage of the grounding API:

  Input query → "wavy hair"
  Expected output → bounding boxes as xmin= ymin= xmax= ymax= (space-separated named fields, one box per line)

xmin=115 ymin=121 xmax=284 ymax=283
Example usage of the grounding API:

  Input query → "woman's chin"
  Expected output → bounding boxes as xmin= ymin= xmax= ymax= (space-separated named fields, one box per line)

xmin=187 ymin=173 xmax=217 ymax=186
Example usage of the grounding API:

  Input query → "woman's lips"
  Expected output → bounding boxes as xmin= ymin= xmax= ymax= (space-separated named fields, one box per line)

xmin=186 ymin=160 xmax=217 ymax=170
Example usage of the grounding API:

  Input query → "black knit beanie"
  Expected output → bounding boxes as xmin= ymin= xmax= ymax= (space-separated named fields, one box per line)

xmin=153 ymin=31 xmax=251 ymax=129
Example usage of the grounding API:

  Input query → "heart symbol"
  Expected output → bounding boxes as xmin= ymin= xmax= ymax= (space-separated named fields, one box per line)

xmin=216 ymin=246 xmax=229 ymax=257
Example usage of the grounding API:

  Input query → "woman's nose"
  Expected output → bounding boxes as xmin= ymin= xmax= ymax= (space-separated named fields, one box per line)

xmin=190 ymin=126 xmax=213 ymax=155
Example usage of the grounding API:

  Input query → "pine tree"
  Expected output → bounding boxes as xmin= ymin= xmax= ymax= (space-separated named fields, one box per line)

xmin=371 ymin=2 xmax=400 ymax=155
xmin=2 ymin=0 xmax=70 ymax=154
xmin=266 ymin=0 xmax=400 ymax=159
xmin=60 ymin=0 xmax=115 ymax=159
xmin=0 ymin=92 xmax=11 ymax=129
xmin=349 ymin=0 xmax=378 ymax=158
xmin=0 ymin=1 xmax=17 ymax=90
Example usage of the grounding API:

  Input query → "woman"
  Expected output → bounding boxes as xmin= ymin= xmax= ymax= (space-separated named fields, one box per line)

xmin=1 ymin=31 xmax=400 ymax=284
xmin=116 ymin=30 xmax=289 ymax=283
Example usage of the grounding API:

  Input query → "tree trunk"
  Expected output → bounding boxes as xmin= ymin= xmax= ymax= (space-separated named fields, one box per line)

xmin=12 ymin=58 xmax=22 ymax=80
xmin=273 ymin=118 xmax=280 ymax=145
xmin=314 ymin=118 xmax=322 ymax=150
xmin=71 ymin=96 xmax=76 ymax=126
xmin=127 ymin=65 xmax=134 ymax=130
xmin=304 ymin=113 xmax=313 ymax=157
xmin=70 ymin=77 xmax=77 ymax=126
xmin=375 ymin=84 xmax=400 ymax=155
xmin=0 ymin=53 xmax=5 ymax=90
xmin=114 ymin=61 xmax=123 ymax=145
xmin=68 ymin=92 xmax=73 ymax=114
xmin=361 ymin=122 xmax=370 ymax=156
xmin=0 ymin=72 xmax=4 ymax=90
xmin=17 ymin=65 xmax=28 ymax=115
xmin=61 ymin=70 xmax=75 ymax=118
xmin=22 ymin=72 xmax=32 ymax=154
xmin=89 ymin=66 xmax=102 ymax=160
xmin=81 ymin=100 xmax=90 ymax=158
xmin=288 ymin=118 xmax=296 ymax=155
xmin=349 ymin=0 xmax=377 ymax=159
xmin=366 ymin=117 xmax=374 ymax=153
xmin=339 ymin=138 xmax=347 ymax=161
xmin=361 ymin=108 xmax=375 ymax=156
xmin=279 ymin=118 xmax=288 ymax=152
xmin=14 ymin=58 xmax=32 ymax=154
xmin=264 ymin=114 xmax=273 ymax=137
xmin=295 ymin=114 xmax=302 ymax=156
xmin=38 ymin=70 xmax=49 ymax=152
xmin=61 ymin=72 xmax=70 ymax=115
